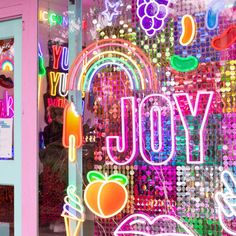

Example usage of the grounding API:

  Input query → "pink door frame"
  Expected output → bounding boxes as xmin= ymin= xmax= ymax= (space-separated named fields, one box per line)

xmin=0 ymin=1 xmax=38 ymax=236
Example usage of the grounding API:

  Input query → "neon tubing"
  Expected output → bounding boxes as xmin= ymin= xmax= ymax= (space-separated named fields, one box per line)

xmin=139 ymin=94 xmax=175 ymax=166
xmin=179 ymin=14 xmax=196 ymax=46
xmin=78 ymin=51 xmax=145 ymax=91
xmin=61 ymin=46 xmax=69 ymax=71
xmin=63 ymin=102 xmax=83 ymax=149
xmin=84 ymin=171 xmax=128 ymax=219
xmin=67 ymin=39 xmax=155 ymax=91
xmin=106 ymin=97 xmax=137 ymax=165
xmin=215 ymin=170 xmax=236 ymax=235
xmin=85 ymin=62 xmax=135 ymax=91
xmin=69 ymin=135 xmax=77 ymax=163
xmin=59 ymin=73 xmax=69 ymax=97
xmin=173 ymin=91 xmax=214 ymax=164
xmin=150 ymin=107 xmax=162 ymax=153
xmin=205 ymin=0 xmax=225 ymax=30
xmin=114 ymin=213 xmax=196 ymax=236
xmin=101 ymin=0 xmax=122 ymax=23
xmin=42 ymin=11 xmax=48 ymax=21
xmin=84 ymin=57 xmax=140 ymax=90
xmin=52 ymin=45 xmax=62 ymax=70
xmin=49 ymin=71 xmax=61 ymax=96
xmin=211 ymin=25 xmax=236 ymax=51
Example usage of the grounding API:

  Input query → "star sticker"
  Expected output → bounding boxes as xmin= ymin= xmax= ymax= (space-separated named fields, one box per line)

xmin=101 ymin=0 xmax=122 ymax=23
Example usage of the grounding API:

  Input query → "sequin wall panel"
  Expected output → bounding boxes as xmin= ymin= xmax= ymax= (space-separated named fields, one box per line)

xmin=80 ymin=0 xmax=236 ymax=235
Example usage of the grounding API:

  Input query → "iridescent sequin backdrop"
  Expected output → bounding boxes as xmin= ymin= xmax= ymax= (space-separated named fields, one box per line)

xmin=81 ymin=0 xmax=236 ymax=235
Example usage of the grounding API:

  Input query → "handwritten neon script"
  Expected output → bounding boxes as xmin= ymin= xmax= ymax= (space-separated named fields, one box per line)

xmin=106 ymin=91 xmax=214 ymax=166
xmin=0 ymin=90 xmax=14 ymax=118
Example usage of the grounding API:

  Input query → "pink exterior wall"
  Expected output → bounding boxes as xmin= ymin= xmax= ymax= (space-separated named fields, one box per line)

xmin=0 ymin=1 xmax=38 ymax=236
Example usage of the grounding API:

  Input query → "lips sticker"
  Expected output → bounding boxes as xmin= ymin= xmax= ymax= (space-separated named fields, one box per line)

xmin=114 ymin=213 xmax=196 ymax=236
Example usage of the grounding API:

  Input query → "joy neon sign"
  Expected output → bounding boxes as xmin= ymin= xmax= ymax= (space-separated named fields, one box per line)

xmin=0 ymin=91 xmax=14 ymax=118
xmin=106 ymin=91 xmax=214 ymax=166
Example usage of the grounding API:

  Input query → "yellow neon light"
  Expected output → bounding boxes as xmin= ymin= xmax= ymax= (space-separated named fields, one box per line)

xmin=68 ymin=134 xmax=77 ymax=163
xmin=49 ymin=71 xmax=60 ymax=96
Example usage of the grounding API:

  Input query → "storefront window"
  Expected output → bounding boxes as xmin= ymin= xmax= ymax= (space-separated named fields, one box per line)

xmin=38 ymin=0 xmax=69 ymax=234
xmin=38 ymin=0 xmax=236 ymax=235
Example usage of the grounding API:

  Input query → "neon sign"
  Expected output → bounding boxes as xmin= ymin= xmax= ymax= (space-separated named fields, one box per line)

xmin=84 ymin=171 xmax=128 ymax=218
xmin=137 ymin=0 xmax=170 ymax=37
xmin=101 ymin=0 xmax=122 ymax=23
xmin=61 ymin=185 xmax=85 ymax=236
xmin=205 ymin=0 xmax=225 ymax=30
xmin=106 ymin=91 xmax=213 ymax=165
xmin=49 ymin=71 xmax=68 ymax=97
xmin=39 ymin=10 xmax=69 ymax=27
xmin=0 ymin=91 xmax=14 ymax=118
xmin=114 ymin=213 xmax=196 ymax=236
xmin=63 ymin=102 xmax=83 ymax=162
xmin=179 ymin=14 xmax=196 ymax=46
xmin=51 ymin=45 xmax=69 ymax=72
xmin=215 ymin=170 xmax=236 ymax=235
xmin=173 ymin=91 xmax=214 ymax=164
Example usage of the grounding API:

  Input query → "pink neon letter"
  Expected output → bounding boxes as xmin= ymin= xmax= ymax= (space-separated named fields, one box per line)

xmin=139 ymin=94 xmax=175 ymax=166
xmin=173 ymin=91 xmax=214 ymax=164
xmin=106 ymin=97 xmax=137 ymax=165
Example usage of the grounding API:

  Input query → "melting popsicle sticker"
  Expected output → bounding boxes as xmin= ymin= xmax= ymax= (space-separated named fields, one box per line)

xmin=205 ymin=0 xmax=225 ymax=30
xmin=211 ymin=25 xmax=236 ymax=50
xmin=63 ymin=102 xmax=83 ymax=162
xmin=114 ymin=213 xmax=196 ymax=236
xmin=179 ymin=14 xmax=197 ymax=46
xmin=170 ymin=55 xmax=199 ymax=72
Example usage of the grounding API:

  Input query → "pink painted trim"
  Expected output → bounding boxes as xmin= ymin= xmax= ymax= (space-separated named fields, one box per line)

xmin=22 ymin=0 xmax=38 ymax=235
xmin=0 ymin=1 xmax=38 ymax=236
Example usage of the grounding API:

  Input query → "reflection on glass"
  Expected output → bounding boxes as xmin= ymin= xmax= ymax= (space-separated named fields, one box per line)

xmin=0 ymin=38 xmax=14 ymax=160
xmin=38 ymin=1 xmax=69 ymax=234
xmin=0 ymin=185 xmax=14 ymax=236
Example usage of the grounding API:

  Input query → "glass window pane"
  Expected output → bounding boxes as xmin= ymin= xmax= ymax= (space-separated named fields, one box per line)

xmin=0 ymin=185 xmax=14 ymax=236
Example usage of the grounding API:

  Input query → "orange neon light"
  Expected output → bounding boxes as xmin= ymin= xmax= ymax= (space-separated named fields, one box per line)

xmin=63 ymin=102 xmax=83 ymax=162
xmin=84 ymin=171 xmax=128 ymax=218
xmin=179 ymin=14 xmax=196 ymax=46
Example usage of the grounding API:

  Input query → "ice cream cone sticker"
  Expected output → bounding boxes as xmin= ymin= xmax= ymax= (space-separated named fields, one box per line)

xmin=61 ymin=185 xmax=85 ymax=236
